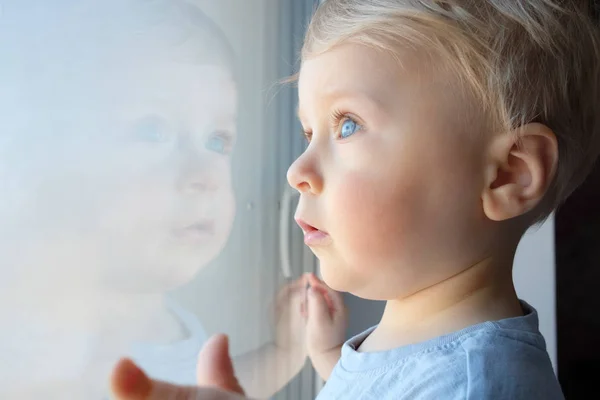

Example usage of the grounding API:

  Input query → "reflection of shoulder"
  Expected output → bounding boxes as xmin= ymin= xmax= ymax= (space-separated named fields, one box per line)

xmin=164 ymin=295 xmax=208 ymax=342
xmin=127 ymin=297 xmax=208 ymax=385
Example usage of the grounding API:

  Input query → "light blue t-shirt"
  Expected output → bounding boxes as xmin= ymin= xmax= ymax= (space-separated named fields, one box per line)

xmin=317 ymin=301 xmax=564 ymax=400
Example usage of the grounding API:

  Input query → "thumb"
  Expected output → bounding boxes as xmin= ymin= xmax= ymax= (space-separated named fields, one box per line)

xmin=110 ymin=358 xmax=247 ymax=400
xmin=196 ymin=334 xmax=245 ymax=395
xmin=307 ymin=286 xmax=332 ymax=326
xmin=110 ymin=358 xmax=153 ymax=399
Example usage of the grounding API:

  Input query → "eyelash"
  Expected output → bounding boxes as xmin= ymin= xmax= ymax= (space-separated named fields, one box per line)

xmin=301 ymin=110 xmax=362 ymax=143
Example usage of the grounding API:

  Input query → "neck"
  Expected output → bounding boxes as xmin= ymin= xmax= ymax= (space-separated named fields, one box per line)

xmin=366 ymin=250 xmax=522 ymax=351
xmin=7 ymin=246 xmax=170 ymax=329
xmin=2 ymin=284 xmax=166 ymax=333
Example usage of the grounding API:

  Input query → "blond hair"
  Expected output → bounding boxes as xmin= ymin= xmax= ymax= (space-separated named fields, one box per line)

xmin=302 ymin=0 xmax=600 ymax=221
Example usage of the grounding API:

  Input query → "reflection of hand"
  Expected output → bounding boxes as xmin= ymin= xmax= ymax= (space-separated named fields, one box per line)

xmin=111 ymin=334 xmax=250 ymax=400
xmin=304 ymin=273 xmax=347 ymax=381
xmin=227 ymin=276 xmax=310 ymax=399
xmin=274 ymin=275 xmax=309 ymax=355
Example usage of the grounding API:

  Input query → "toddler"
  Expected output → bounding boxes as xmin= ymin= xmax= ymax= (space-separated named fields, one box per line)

xmin=287 ymin=0 xmax=600 ymax=399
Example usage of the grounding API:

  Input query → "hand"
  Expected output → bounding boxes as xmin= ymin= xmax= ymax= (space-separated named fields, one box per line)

xmin=228 ymin=276 xmax=309 ymax=399
xmin=110 ymin=334 xmax=249 ymax=400
xmin=303 ymin=273 xmax=347 ymax=381
xmin=274 ymin=276 xmax=309 ymax=354
xmin=305 ymin=273 xmax=347 ymax=357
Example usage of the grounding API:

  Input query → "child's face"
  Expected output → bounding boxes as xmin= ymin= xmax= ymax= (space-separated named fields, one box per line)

xmin=6 ymin=60 xmax=237 ymax=292
xmin=94 ymin=62 xmax=238 ymax=290
xmin=290 ymin=43 xmax=494 ymax=300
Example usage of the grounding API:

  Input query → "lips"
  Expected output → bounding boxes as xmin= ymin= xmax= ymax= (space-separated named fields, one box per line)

xmin=172 ymin=220 xmax=215 ymax=243
xmin=295 ymin=218 xmax=332 ymax=246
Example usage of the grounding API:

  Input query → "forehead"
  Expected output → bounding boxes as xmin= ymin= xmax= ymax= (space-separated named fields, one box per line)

xmin=0 ymin=1 xmax=238 ymax=120
xmin=297 ymin=42 xmax=475 ymax=120
xmin=300 ymin=44 xmax=401 ymax=82
xmin=109 ymin=63 xmax=238 ymax=121
xmin=297 ymin=42 xmax=485 ymax=143
xmin=297 ymin=44 xmax=431 ymax=114
xmin=299 ymin=45 xmax=397 ymax=97
xmin=2 ymin=59 xmax=237 ymax=125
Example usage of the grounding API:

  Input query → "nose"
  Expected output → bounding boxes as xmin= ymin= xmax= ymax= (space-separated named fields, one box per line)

xmin=177 ymin=155 xmax=220 ymax=194
xmin=287 ymin=150 xmax=323 ymax=195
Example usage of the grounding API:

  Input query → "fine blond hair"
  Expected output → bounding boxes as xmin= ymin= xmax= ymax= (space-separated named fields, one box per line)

xmin=303 ymin=0 xmax=600 ymax=222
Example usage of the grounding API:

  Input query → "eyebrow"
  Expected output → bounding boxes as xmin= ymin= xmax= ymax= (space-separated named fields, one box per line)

xmin=296 ymin=89 xmax=385 ymax=123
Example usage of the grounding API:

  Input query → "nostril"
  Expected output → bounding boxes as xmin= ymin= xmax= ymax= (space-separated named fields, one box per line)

xmin=297 ymin=181 xmax=311 ymax=193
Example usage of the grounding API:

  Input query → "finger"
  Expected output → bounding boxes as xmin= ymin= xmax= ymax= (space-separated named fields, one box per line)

xmin=302 ymin=279 xmax=310 ymax=318
xmin=110 ymin=359 xmax=202 ymax=399
xmin=281 ymin=276 xmax=308 ymax=297
xmin=110 ymin=358 xmax=151 ymax=400
xmin=306 ymin=286 xmax=332 ymax=325
xmin=197 ymin=334 xmax=245 ymax=395
xmin=306 ymin=274 xmax=344 ymax=315
xmin=306 ymin=274 xmax=334 ymax=313
xmin=306 ymin=273 xmax=330 ymax=295
xmin=111 ymin=358 xmax=247 ymax=400
xmin=274 ymin=277 xmax=308 ymax=315
xmin=325 ymin=289 xmax=346 ymax=321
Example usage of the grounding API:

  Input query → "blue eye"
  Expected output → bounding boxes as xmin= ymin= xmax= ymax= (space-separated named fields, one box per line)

xmin=205 ymin=133 xmax=232 ymax=155
xmin=340 ymin=118 xmax=360 ymax=139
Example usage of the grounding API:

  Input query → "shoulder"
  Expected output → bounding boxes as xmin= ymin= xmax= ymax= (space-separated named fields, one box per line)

xmin=164 ymin=296 xmax=208 ymax=342
xmin=420 ymin=328 xmax=564 ymax=400
xmin=329 ymin=304 xmax=565 ymax=400
xmin=370 ymin=328 xmax=564 ymax=400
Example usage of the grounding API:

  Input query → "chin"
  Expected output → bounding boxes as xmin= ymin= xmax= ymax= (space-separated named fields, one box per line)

xmin=319 ymin=260 xmax=384 ymax=300
xmin=135 ymin=264 xmax=199 ymax=292
xmin=163 ymin=255 xmax=212 ymax=285
xmin=124 ymin=256 xmax=207 ymax=292
xmin=318 ymin=261 xmax=351 ymax=293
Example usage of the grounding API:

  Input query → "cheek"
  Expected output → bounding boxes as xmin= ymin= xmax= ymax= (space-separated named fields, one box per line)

xmin=100 ymin=182 xmax=174 ymax=229
xmin=318 ymin=168 xmax=426 ymax=297
xmin=321 ymin=148 xmax=483 ymax=297
xmin=217 ymin=187 xmax=236 ymax=237
xmin=97 ymin=162 xmax=235 ymax=253
xmin=327 ymin=169 xmax=425 ymax=267
xmin=211 ymin=163 xmax=235 ymax=229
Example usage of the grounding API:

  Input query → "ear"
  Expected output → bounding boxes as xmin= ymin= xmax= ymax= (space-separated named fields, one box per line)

xmin=482 ymin=123 xmax=558 ymax=221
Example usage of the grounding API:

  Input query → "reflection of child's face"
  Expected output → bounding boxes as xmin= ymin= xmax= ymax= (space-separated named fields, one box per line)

xmin=10 ymin=59 xmax=238 ymax=292
xmin=94 ymin=62 xmax=237 ymax=290
xmin=1 ymin=1 xmax=239 ymax=293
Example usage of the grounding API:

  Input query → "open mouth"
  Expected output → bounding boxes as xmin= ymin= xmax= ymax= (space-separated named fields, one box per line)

xmin=295 ymin=218 xmax=331 ymax=246
xmin=295 ymin=219 xmax=319 ymax=234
